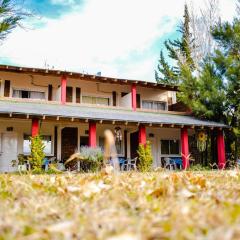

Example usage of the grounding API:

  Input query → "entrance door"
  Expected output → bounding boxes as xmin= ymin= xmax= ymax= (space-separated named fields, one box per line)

xmin=61 ymin=127 xmax=78 ymax=162
xmin=130 ymin=131 xmax=139 ymax=159
xmin=0 ymin=132 xmax=18 ymax=172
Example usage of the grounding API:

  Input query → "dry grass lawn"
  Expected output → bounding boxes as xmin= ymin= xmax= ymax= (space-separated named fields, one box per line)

xmin=1 ymin=171 xmax=240 ymax=240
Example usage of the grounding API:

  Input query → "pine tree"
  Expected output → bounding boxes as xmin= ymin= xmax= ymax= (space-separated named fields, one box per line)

xmin=155 ymin=4 xmax=195 ymax=85
xmin=211 ymin=18 xmax=240 ymax=158
xmin=178 ymin=59 xmax=226 ymax=122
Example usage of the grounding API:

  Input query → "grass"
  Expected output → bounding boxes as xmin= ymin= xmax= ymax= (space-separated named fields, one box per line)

xmin=1 ymin=171 xmax=240 ymax=239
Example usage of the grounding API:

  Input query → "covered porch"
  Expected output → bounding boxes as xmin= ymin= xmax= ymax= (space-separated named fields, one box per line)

xmin=0 ymin=100 xmax=227 ymax=172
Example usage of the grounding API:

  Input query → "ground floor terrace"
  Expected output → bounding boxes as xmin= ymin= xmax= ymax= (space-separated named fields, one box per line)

xmin=0 ymin=100 xmax=227 ymax=172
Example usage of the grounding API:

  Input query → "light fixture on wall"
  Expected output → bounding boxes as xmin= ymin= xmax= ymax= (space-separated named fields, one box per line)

xmin=114 ymin=127 xmax=122 ymax=142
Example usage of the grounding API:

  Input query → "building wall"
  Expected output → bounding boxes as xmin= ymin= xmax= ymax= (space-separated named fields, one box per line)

xmin=0 ymin=72 xmax=177 ymax=108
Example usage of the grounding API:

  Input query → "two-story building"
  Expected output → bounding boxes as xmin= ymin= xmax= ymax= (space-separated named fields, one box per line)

xmin=0 ymin=65 xmax=227 ymax=172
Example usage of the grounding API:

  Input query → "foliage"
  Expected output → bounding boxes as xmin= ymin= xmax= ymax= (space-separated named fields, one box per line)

xmin=137 ymin=141 xmax=153 ymax=172
xmin=178 ymin=59 xmax=227 ymax=121
xmin=11 ymin=154 xmax=27 ymax=167
xmin=155 ymin=4 xmax=195 ymax=85
xmin=28 ymin=135 xmax=45 ymax=171
xmin=80 ymin=146 xmax=103 ymax=172
xmin=1 ymin=171 xmax=240 ymax=239
xmin=156 ymin=2 xmax=240 ymax=159
xmin=0 ymin=0 xmax=31 ymax=42
xmin=65 ymin=147 xmax=103 ymax=172
xmin=188 ymin=163 xmax=211 ymax=171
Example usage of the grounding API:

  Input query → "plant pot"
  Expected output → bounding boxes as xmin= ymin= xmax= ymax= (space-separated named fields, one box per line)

xmin=18 ymin=164 xmax=27 ymax=172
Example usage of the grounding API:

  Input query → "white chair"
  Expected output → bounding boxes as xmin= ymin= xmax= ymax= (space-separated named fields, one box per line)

xmin=121 ymin=157 xmax=137 ymax=171
xmin=164 ymin=157 xmax=176 ymax=170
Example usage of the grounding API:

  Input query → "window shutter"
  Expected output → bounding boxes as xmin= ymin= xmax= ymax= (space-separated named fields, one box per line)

xmin=137 ymin=94 xmax=141 ymax=108
xmin=4 ymin=80 xmax=10 ymax=97
xmin=112 ymin=91 xmax=117 ymax=106
xmin=76 ymin=87 xmax=81 ymax=103
xmin=48 ymin=85 xmax=53 ymax=101
xmin=66 ymin=86 xmax=73 ymax=102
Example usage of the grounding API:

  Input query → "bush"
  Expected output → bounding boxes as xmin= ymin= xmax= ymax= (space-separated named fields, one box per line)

xmin=28 ymin=135 xmax=45 ymax=171
xmin=137 ymin=141 xmax=153 ymax=172
xmin=80 ymin=146 xmax=103 ymax=172
xmin=188 ymin=164 xmax=211 ymax=171
xmin=65 ymin=147 xmax=103 ymax=172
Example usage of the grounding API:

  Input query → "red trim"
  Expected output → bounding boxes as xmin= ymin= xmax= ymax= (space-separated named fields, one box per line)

xmin=181 ymin=127 xmax=189 ymax=169
xmin=131 ymin=83 xmax=137 ymax=111
xmin=217 ymin=130 xmax=226 ymax=169
xmin=89 ymin=121 xmax=96 ymax=147
xmin=61 ymin=75 xmax=67 ymax=104
xmin=139 ymin=125 xmax=146 ymax=146
xmin=31 ymin=118 xmax=39 ymax=137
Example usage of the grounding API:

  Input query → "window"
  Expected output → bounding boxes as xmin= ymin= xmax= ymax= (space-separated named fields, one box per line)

xmin=13 ymin=90 xmax=45 ymax=100
xmin=80 ymin=136 xmax=89 ymax=147
xmin=23 ymin=135 xmax=31 ymax=153
xmin=23 ymin=135 xmax=52 ymax=155
xmin=99 ymin=137 xmax=105 ymax=150
xmin=161 ymin=140 xmax=180 ymax=155
xmin=82 ymin=96 xmax=109 ymax=106
xmin=142 ymin=100 xmax=167 ymax=110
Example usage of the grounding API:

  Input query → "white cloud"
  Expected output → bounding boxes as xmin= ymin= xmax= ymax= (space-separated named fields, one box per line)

xmin=51 ymin=0 xmax=76 ymax=6
xmin=0 ymin=0 xmax=237 ymax=81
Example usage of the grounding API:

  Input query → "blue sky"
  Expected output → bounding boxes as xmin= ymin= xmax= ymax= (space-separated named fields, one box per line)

xmin=0 ymin=0 xmax=237 ymax=81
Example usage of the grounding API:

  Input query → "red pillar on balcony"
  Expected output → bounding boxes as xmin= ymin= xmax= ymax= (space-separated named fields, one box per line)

xmin=217 ymin=129 xmax=226 ymax=169
xmin=181 ymin=127 xmax=189 ymax=169
xmin=131 ymin=83 xmax=137 ymax=111
xmin=61 ymin=75 xmax=67 ymax=104
xmin=139 ymin=125 xmax=146 ymax=146
xmin=89 ymin=121 xmax=96 ymax=147
xmin=31 ymin=118 xmax=39 ymax=137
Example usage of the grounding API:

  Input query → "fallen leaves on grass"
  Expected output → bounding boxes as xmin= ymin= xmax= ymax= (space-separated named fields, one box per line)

xmin=0 ymin=171 xmax=240 ymax=239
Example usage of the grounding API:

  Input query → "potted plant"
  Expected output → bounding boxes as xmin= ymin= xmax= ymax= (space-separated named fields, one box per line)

xmin=11 ymin=154 xmax=28 ymax=172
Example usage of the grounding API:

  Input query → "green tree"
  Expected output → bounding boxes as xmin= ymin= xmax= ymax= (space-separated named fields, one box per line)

xmin=178 ymin=59 xmax=226 ymax=122
xmin=155 ymin=4 xmax=195 ymax=85
xmin=178 ymin=16 xmax=240 ymax=160
xmin=211 ymin=18 xmax=240 ymax=158
xmin=28 ymin=135 xmax=45 ymax=171
xmin=137 ymin=141 xmax=153 ymax=172
xmin=0 ymin=0 xmax=31 ymax=42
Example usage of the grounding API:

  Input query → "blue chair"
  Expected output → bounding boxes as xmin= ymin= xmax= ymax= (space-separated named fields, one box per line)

xmin=172 ymin=157 xmax=183 ymax=169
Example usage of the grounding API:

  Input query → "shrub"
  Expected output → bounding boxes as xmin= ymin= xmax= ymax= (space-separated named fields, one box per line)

xmin=65 ymin=147 xmax=103 ymax=172
xmin=137 ymin=141 xmax=153 ymax=172
xmin=80 ymin=146 xmax=103 ymax=172
xmin=28 ymin=135 xmax=45 ymax=171
xmin=188 ymin=164 xmax=211 ymax=171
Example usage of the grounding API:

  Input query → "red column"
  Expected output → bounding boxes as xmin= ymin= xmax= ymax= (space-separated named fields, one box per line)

xmin=31 ymin=118 xmax=39 ymax=137
xmin=217 ymin=129 xmax=226 ymax=169
xmin=139 ymin=125 xmax=146 ymax=146
xmin=131 ymin=83 xmax=137 ymax=111
xmin=89 ymin=121 xmax=96 ymax=147
xmin=61 ymin=75 xmax=67 ymax=104
xmin=181 ymin=127 xmax=189 ymax=169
